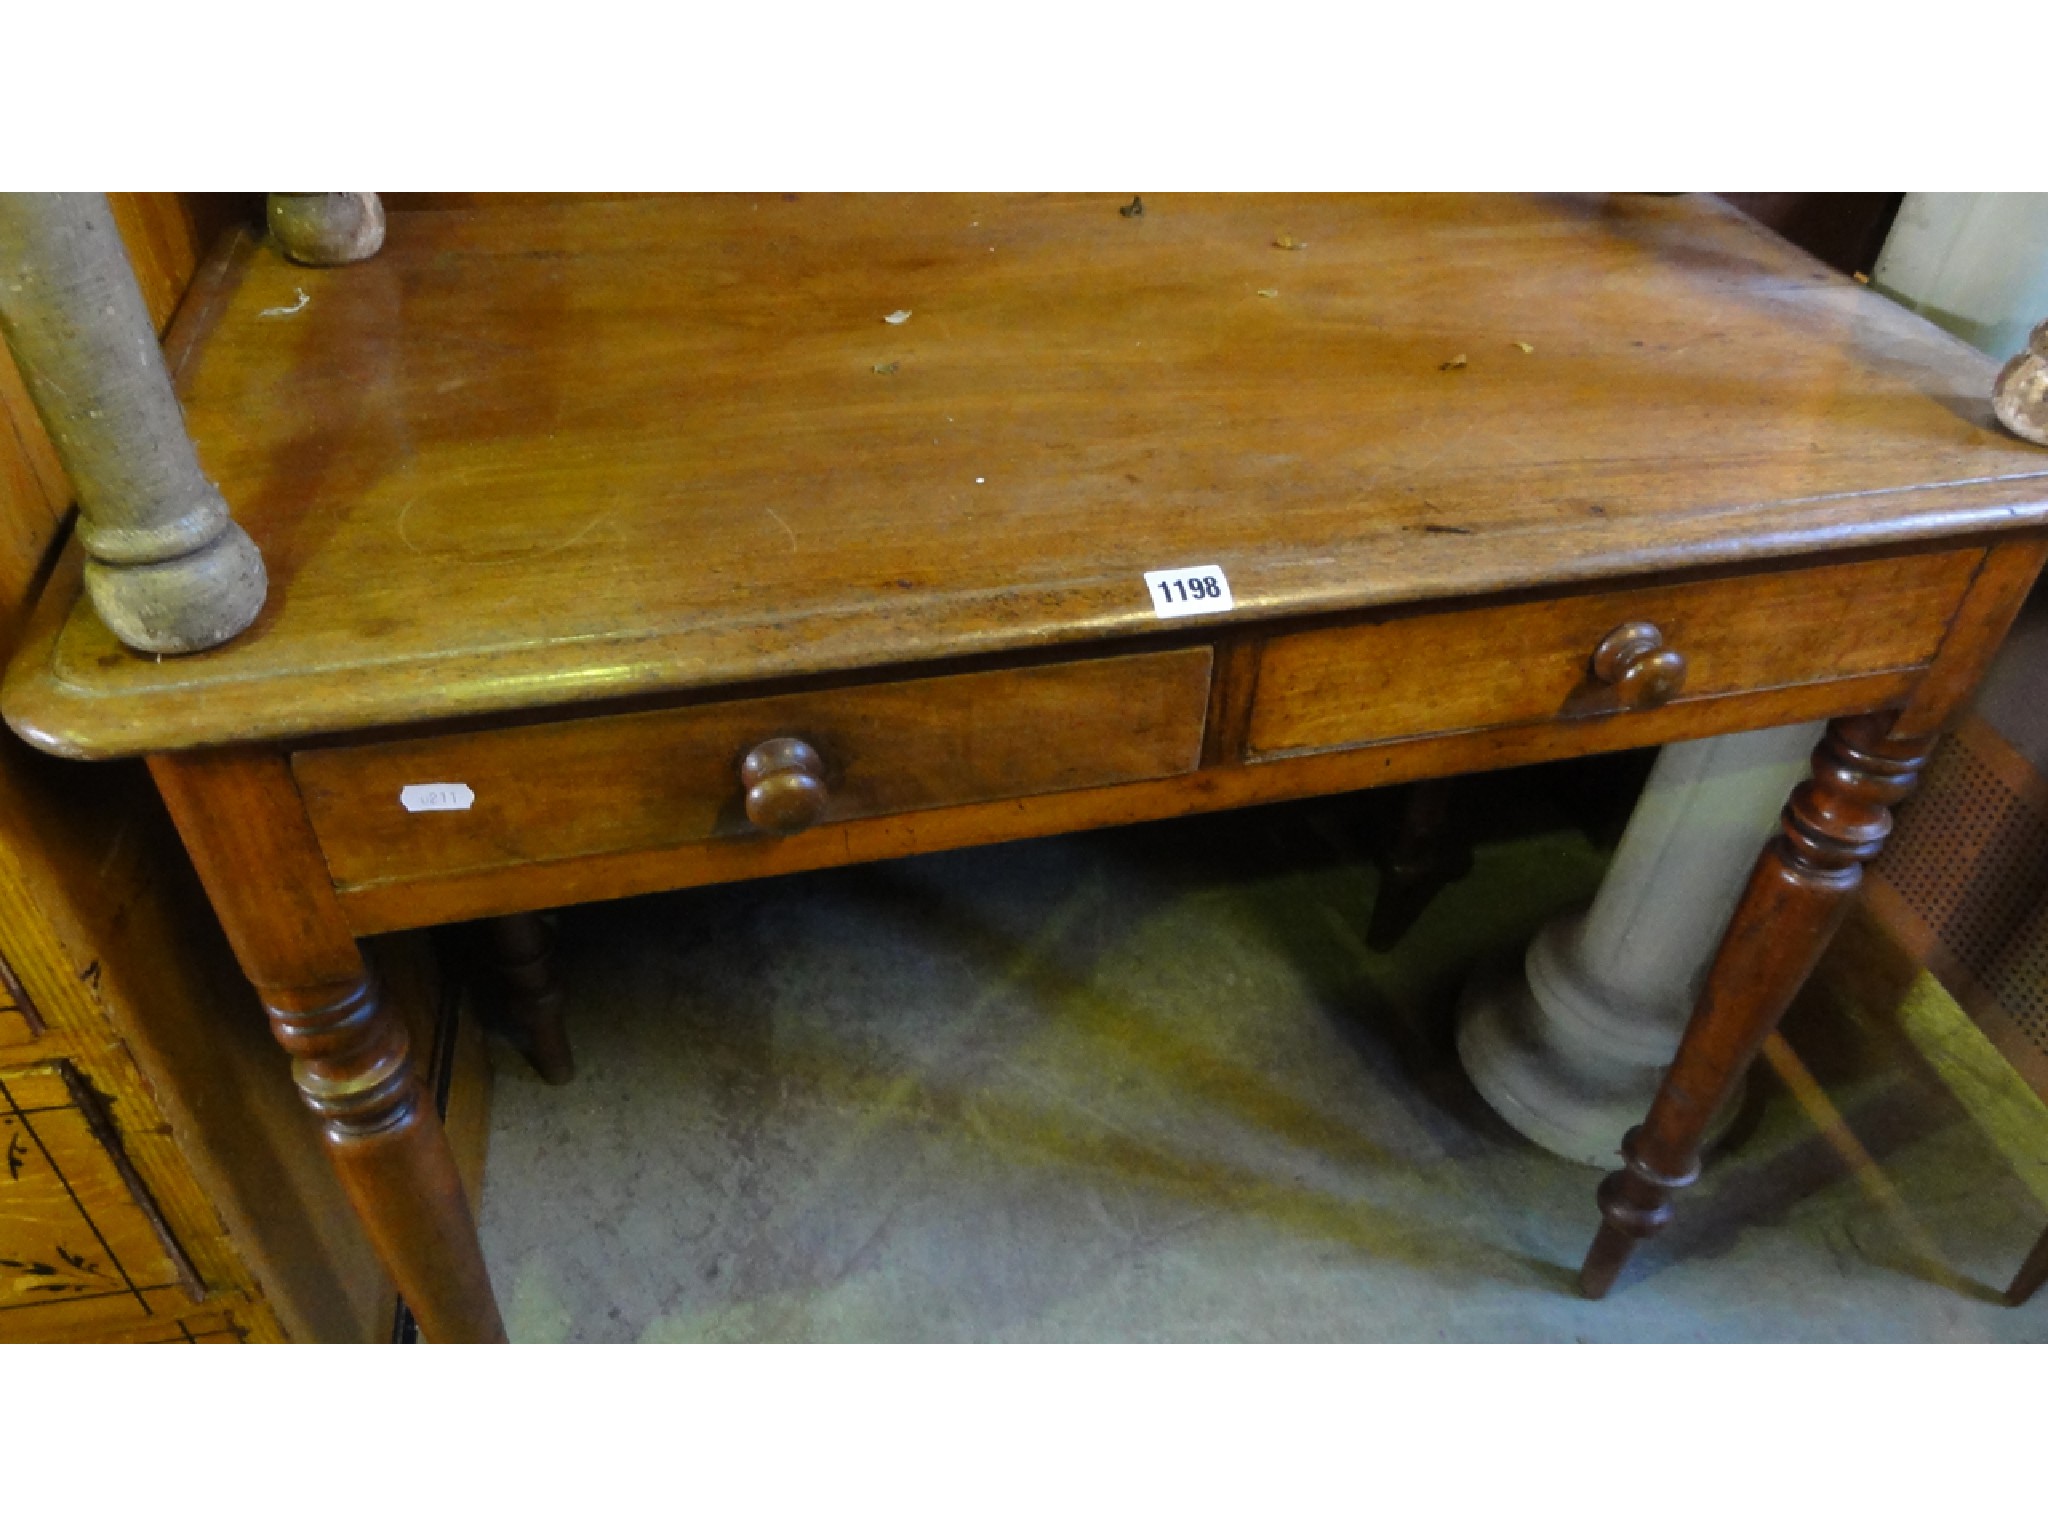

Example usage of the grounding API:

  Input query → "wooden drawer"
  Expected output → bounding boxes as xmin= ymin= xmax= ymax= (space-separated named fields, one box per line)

xmin=1246 ymin=550 xmax=1980 ymax=760
xmin=296 ymin=648 xmax=1213 ymax=889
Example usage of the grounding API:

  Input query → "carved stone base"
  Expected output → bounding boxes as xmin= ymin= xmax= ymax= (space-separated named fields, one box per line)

xmin=267 ymin=193 xmax=386 ymax=266
xmin=1993 ymin=319 xmax=2048 ymax=448
xmin=1457 ymin=724 xmax=1820 ymax=1166
xmin=82 ymin=521 xmax=268 ymax=655
xmin=1456 ymin=943 xmax=1742 ymax=1169
xmin=0 ymin=193 xmax=268 ymax=654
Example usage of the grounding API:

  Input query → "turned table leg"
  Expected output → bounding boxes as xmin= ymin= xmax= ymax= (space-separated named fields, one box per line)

xmin=262 ymin=970 xmax=501 ymax=1340
xmin=151 ymin=748 xmax=505 ymax=1342
xmin=482 ymin=912 xmax=575 ymax=1085
xmin=2008 ymin=1224 xmax=2048 ymax=1307
xmin=1577 ymin=714 xmax=1932 ymax=1298
xmin=1365 ymin=779 xmax=1472 ymax=951
xmin=266 ymin=194 xmax=386 ymax=266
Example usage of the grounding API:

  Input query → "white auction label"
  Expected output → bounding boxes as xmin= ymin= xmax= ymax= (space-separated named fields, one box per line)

xmin=400 ymin=782 xmax=476 ymax=813
xmin=1143 ymin=564 xmax=1235 ymax=618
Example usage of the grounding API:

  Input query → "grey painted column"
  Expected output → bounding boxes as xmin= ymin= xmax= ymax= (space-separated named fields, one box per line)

xmin=267 ymin=194 xmax=385 ymax=266
xmin=1455 ymin=722 xmax=1824 ymax=1168
xmin=0 ymin=193 xmax=266 ymax=653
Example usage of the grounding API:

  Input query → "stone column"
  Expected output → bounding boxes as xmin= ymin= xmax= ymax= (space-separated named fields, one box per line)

xmin=1455 ymin=721 xmax=1825 ymax=1167
xmin=266 ymin=194 xmax=385 ymax=266
xmin=1994 ymin=319 xmax=2048 ymax=447
xmin=0 ymin=193 xmax=266 ymax=654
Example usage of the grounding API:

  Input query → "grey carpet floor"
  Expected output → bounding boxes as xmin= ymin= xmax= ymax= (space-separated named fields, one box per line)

xmin=476 ymin=792 xmax=2048 ymax=1342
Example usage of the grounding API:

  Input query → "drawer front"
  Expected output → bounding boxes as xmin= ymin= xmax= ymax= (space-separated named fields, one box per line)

xmin=297 ymin=648 xmax=1214 ymax=888
xmin=1246 ymin=550 xmax=1980 ymax=759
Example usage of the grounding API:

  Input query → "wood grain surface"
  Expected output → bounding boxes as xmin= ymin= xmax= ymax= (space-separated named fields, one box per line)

xmin=294 ymin=646 xmax=1212 ymax=887
xmin=9 ymin=193 xmax=2048 ymax=758
xmin=330 ymin=666 xmax=1927 ymax=934
xmin=1246 ymin=547 xmax=1980 ymax=757
xmin=0 ymin=1060 xmax=202 ymax=1332
xmin=149 ymin=748 xmax=505 ymax=1343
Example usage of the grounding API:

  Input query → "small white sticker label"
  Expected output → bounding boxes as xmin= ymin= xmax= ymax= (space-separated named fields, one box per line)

xmin=400 ymin=782 xmax=475 ymax=813
xmin=1143 ymin=564 xmax=1235 ymax=619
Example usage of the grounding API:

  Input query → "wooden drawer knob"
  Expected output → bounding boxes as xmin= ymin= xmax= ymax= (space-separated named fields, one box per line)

xmin=1592 ymin=621 xmax=1687 ymax=708
xmin=740 ymin=737 xmax=828 ymax=834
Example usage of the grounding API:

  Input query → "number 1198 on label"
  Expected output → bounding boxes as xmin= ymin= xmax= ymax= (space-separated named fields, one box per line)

xmin=1143 ymin=564 xmax=1235 ymax=619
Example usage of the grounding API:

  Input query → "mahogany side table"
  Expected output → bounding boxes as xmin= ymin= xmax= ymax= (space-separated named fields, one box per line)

xmin=7 ymin=194 xmax=2046 ymax=1341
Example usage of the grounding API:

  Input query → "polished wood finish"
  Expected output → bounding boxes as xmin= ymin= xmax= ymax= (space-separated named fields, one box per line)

xmin=482 ymin=913 xmax=573 ymax=1085
xmin=1592 ymin=620 xmax=1686 ymax=709
xmin=1578 ymin=713 xmax=1935 ymax=1297
xmin=147 ymin=748 xmax=503 ymax=1342
xmin=741 ymin=738 xmax=830 ymax=834
xmin=1244 ymin=548 xmax=1978 ymax=759
xmin=336 ymin=667 xmax=1927 ymax=936
xmin=293 ymin=647 xmax=1211 ymax=890
xmin=5 ymin=195 xmax=2047 ymax=1335
xmin=1575 ymin=536 xmax=2048 ymax=1298
xmin=1891 ymin=538 xmax=2048 ymax=737
xmin=8 ymin=195 xmax=2047 ymax=761
xmin=0 ymin=343 xmax=69 ymax=624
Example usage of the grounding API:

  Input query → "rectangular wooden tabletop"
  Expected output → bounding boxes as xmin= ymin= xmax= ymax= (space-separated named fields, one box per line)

xmin=9 ymin=193 xmax=2048 ymax=758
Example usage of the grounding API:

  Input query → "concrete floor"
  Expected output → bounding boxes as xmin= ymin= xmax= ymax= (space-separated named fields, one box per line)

xmin=476 ymin=777 xmax=2048 ymax=1342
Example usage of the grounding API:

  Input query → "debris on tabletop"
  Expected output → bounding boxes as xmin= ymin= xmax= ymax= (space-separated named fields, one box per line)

xmin=260 ymin=288 xmax=311 ymax=318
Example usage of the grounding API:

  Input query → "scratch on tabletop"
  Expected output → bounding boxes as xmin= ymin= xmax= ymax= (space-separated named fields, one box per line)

xmin=260 ymin=288 xmax=311 ymax=318
xmin=398 ymin=495 xmax=613 ymax=564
